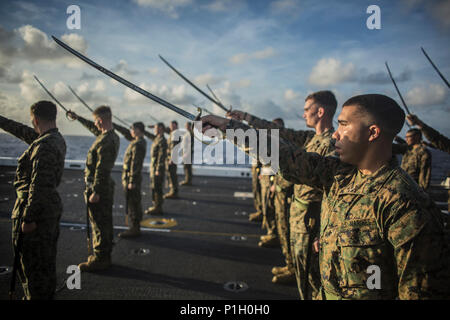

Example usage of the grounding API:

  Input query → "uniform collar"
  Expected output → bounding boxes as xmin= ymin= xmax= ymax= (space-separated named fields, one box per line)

xmin=334 ymin=157 xmax=398 ymax=195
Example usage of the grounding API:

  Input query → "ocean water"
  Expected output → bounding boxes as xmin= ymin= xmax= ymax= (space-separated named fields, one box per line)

xmin=0 ymin=133 xmax=253 ymax=168
xmin=1 ymin=133 xmax=449 ymax=184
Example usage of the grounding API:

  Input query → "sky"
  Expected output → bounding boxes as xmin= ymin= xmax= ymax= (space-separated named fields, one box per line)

xmin=0 ymin=0 xmax=449 ymax=137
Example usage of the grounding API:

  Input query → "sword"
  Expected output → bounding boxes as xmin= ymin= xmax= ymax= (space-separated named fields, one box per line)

xmin=385 ymin=62 xmax=412 ymax=116
xmin=206 ymin=84 xmax=231 ymax=111
xmin=193 ymin=103 xmax=214 ymax=116
xmin=52 ymin=36 xmax=199 ymax=122
xmin=67 ymin=84 xmax=131 ymax=127
xmin=33 ymin=75 xmax=73 ymax=119
xmin=158 ymin=55 xmax=230 ymax=113
xmin=421 ymin=47 xmax=449 ymax=89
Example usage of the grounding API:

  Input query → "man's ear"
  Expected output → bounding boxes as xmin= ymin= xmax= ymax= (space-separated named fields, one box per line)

xmin=368 ymin=124 xmax=381 ymax=142
xmin=317 ymin=106 xmax=325 ymax=119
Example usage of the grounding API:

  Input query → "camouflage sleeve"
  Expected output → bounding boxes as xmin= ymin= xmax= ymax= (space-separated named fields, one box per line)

xmin=77 ymin=115 xmax=101 ymax=136
xmin=247 ymin=114 xmax=315 ymax=147
xmin=156 ymin=140 xmax=167 ymax=173
xmin=92 ymin=141 xmax=117 ymax=193
xmin=113 ymin=122 xmax=133 ymax=141
xmin=418 ymin=150 xmax=431 ymax=190
xmin=392 ymin=143 xmax=407 ymax=155
xmin=421 ymin=123 xmax=450 ymax=154
xmin=387 ymin=197 xmax=447 ymax=299
xmin=275 ymin=174 xmax=293 ymax=191
xmin=129 ymin=142 xmax=146 ymax=185
xmin=226 ymin=119 xmax=340 ymax=190
xmin=0 ymin=115 xmax=38 ymax=145
xmin=23 ymin=142 xmax=59 ymax=222
xmin=144 ymin=130 xmax=156 ymax=140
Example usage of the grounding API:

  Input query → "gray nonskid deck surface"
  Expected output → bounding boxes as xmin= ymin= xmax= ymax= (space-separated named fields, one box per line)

xmin=0 ymin=166 xmax=298 ymax=300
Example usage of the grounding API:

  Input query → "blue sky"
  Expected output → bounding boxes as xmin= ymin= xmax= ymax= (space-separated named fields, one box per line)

xmin=0 ymin=0 xmax=449 ymax=137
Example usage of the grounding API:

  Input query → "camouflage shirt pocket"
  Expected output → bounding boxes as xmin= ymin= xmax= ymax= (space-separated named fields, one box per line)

xmin=337 ymin=221 xmax=385 ymax=288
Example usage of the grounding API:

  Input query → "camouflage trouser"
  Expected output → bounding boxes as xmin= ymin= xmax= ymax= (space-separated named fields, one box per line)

xmin=260 ymin=175 xmax=277 ymax=236
xmin=274 ymin=189 xmax=294 ymax=270
xmin=289 ymin=199 xmax=321 ymax=300
xmin=183 ymin=164 xmax=192 ymax=184
xmin=252 ymin=165 xmax=262 ymax=214
xmin=166 ymin=162 xmax=178 ymax=194
xmin=12 ymin=217 xmax=60 ymax=300
xmin=151 ymin=172 xmax=165 ymax=208
xmin=86 ymin=184 xmax=114 ymax=260
xmin=124 ymin=185 xmax=142 ymax=227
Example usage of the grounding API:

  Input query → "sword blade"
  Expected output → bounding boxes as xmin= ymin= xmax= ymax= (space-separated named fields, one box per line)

xmin=159 ymin=55 xmax=229 ymax=112
xmin=206 ymin=84 xmax=224 ymax=107
xmin=52 ymin=36 xmax=196 ymax=121
xmin=67 ymin=85 xmax=94 ymax=112
xmin=421 ymin=47 xmax=450 ymax=89
xmin=33 ymin=76 xmax=69 ymax=113
xmin=67 ymin=84 xmax=130 ymax=127
xmin=385 ymin=62 xmax=411 ymax=115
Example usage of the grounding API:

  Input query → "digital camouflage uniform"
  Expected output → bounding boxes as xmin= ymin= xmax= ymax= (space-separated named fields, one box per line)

xmin=260 ymin=166 xmax=277 ymax=238
xmin=165 ymin=127 xmax=179 ymax=196
xmin=0 ymin=115 xmax=66 ymax=300
xmin=182 ymin=128 xmax=194 ymax=185
xmin=227 ymin=119 xmax=450 ymax=299
xmin=273 ymin=174 xmax=294 ymax=272
xmin=394 ymin=141 xmax=432 ymax=191
xmin=246 ymin=114 xmax=335 ymax=299
xmin=114 ymin=124 xmax=148 ymax=229
xmin=77 ymin=115 xmax=119 ymax=261
xmin=418 ymin=123 xmax=450 ymax=212
xmin=150 ymin=134 xmax=168 ymax=211
xmin=251 ymin=163 xmax=262 ymax=216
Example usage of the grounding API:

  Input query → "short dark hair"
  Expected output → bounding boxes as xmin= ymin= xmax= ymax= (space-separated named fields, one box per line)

xmin=407 ymin=128 xmax=422 ymax=139
xmin=30 ymin=100 xmax=57 ymax=121
xmin=156 ymin=122 xmax=165 ymax=131
xmin=171 ymin=120 xmax=178 ymax=126
xmin=305 ymin=90 xmax=337 ymax=116
xmin=92 ymin=105 xmax=112 ymax=120
xmin=272 ymin=118 xmax=285 ymax=128
xmin=343 ymin=94 xmax=405 ymax=138
xmin=132 ymin=121 xmax=145 ymax=133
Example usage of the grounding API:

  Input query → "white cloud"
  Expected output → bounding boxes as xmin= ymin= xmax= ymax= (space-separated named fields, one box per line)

xmin=308 ymin=58 xmax=356 ymax=86
xmin=148 ymin=67 xmax=159 ymax=75
xmin=133 ymin=0 xmax=192 ymax=18
xmin=203 ymin=0 xmax=246 ymax=13
xmin=194 ymin=73 xmax=224 ymax=86
xmin=123 ymin=82 xmax=196 ymax=107
xmin=405 ymin=83 xmax=448 ymax=107
xmin=230 ymin=47 xmax=276 ymax=65
xmin=16 ymin=25 xmax=87 ymax=68
xmin=111 ymin=59 xmax=138 ymax=77
xmin=270 ymin=0 xmax=301 ymax=17
xmin=284 ymin=89 xmax=301 ymax=101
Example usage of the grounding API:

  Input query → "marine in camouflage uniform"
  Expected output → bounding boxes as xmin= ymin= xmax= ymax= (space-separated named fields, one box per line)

xmin=272 ymin=173 xmax=294 ymax=283
xmin=145 ymin=123 xmax=168 ymax=215
xmin=181 ymin=122 xmax=194 ymax=186
xmin=242 ymin=100 xmax=336 ymax=297
xmin=164 ymin=121 xmax=180 ymax=199
xmin=406 ymin=114 xmax=450 ymax=213
xmin=0 ymin=101 xmax=66 ymax=299
xmin=249 ymin=162 xmax=263 ymax=222
xmin=393 ymin=129 xmax=432 ymax=191
xmin=213 ymin=94 xmax=449 ymax=299
xmin=114 ymin=122 xmax=149 ymax=238
xmin=258 ymin=167 xmax=278 ymax=247
xmin=69 ymin=108 xmax=120 ymax=272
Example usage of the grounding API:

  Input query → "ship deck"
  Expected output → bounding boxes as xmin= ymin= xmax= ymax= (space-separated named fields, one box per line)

xmin=0 ymin=166 xmax=298 ymax=300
